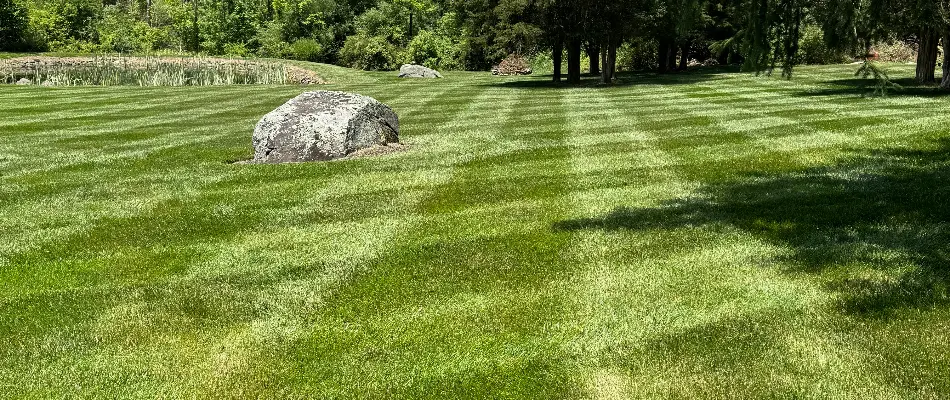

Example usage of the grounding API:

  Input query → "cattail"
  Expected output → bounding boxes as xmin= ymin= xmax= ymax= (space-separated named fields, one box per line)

xmin=3 ymin=56 xmax=295 ymax=87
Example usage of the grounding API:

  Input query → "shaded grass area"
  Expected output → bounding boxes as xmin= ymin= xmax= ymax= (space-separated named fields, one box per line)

xmin=555 ymin=141 xmax=950 ymax=315
xmin=1 ymin=63 xmax=950 ymax=398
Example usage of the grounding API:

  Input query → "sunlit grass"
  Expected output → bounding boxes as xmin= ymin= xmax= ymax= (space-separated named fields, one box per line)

xmin=1 ymin=63 xmax=949 ymax=398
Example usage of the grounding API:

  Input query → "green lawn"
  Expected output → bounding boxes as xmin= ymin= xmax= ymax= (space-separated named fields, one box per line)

xmin=2 ymin=64 xmax=949 ymax=398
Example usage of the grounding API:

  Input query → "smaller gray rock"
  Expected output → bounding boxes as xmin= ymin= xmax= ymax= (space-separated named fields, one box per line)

xmin=15 ymin=78 xmax=31 ymax=85
xmin=398 ymin=64 xmax=442 ymax=78
xmin=41 ymin=80 xmax=54 ymax=87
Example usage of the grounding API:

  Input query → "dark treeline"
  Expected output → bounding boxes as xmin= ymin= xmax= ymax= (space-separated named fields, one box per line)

xmin=0 ymin=0 xmax=749 ymax=74
xmin=747 ymin=0 xmax=950 ymax=87
xmin=0 ymin=0 xmax=946 ymax=82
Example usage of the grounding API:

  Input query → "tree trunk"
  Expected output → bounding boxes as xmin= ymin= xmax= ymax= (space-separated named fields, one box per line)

xmin=567 ymin=38 xmax=582 ymax=84
xmin=587 ymin=43 xmax=600 ymax=75
xmin=667 ymin=45 xmax=677 ymax=72
xmin=678 ymin=41 xmax=691 ymax=70
xmin=600 ymin=40 xmax=619 ymax=84
xmin=608 ymin=41 xmax=617 ymax=80
xmin=553 ymin=39 xmax=563 ymax=82
xmin=917 ymin=29 xmax=939 ymax=84
xmin=657 ymin=37 xmax=671 ymax=72
xmin=409 ymin=12 xmax=414 ymax=39
xmin=192 ymin=0 xmax=199 ymax=52
xmin=942 ymin=31 xmax=950 ymax=89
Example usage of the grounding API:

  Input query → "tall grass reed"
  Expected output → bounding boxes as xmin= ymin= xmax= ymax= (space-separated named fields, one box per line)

xmin=1 ymin=55 xmax=288 ymax=86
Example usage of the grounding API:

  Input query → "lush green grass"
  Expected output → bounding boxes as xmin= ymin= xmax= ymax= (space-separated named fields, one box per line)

xmin=2 ymin=63 xmax=950 ymax=398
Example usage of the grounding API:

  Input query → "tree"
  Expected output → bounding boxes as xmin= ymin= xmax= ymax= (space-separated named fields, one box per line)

xmin=733 ymin=0 xmax=804 ymax=77
xmin=942 ymin=31 xmax=950 ymax=88
xmin=393 ymin=0 xmax=429 ymax=39
xmin=447 ymin=0 xmax=544 ymax=70
xmin=535 ymin=0 xmax=585 ymax=83
xmin=0 ymin=0 xmax=29 ymax=51
xmin=755 ymin=0 xmax=950 ymax=84
xmin=844 ymin=0 xmax=947 ymax=83
xmin=587 ymin=0 xmax=632 ymax=82
xmin=652 ymin=0 xmax=706 ymax=73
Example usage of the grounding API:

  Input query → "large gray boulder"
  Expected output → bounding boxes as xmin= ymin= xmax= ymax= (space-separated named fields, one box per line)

xmin=15 ymin=78 xmax=31 ymax=85
xmin=398 ymin=64 xmax=443 ymax=78
xmin=253 ymin=91 xmax=399 ymax=163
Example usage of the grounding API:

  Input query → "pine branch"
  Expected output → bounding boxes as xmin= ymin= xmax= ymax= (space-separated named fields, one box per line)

xmin=854 ymin=60 xmax=901 ymax=97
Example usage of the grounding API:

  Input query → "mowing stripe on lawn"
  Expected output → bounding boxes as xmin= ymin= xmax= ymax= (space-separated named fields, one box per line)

xmin=3 ymin=64 xmax=950 ymax=397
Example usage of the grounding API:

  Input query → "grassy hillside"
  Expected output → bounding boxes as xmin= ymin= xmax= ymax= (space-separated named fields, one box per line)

xmin=2 ymin=64 xmax=949 ymax=398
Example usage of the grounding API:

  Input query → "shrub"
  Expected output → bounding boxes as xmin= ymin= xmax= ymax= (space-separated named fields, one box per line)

xmin=199 ymin=0 xmax=255 ymax=55
xmin=528 ymin=50 xmax=555 ymax=75
xmin=617 ymin=38 xmax=658 ymax=71
xmin=25 ymin=7 xmax=65 ymax=50
xmin=798 ymin=25 xmax=849 ymax=65
xmin=431 ymin=12 xmax=465 ymax=70
xmin=434 ymin=41 xmax=465 ymax=71
xmin=339 ymin=33 xmax=400 ymax=70
xmin=354 ymin=4 xmax=406 ymax=42
xmin=289 ymin=38 xmax=323 ymax=62
xmin=254 ymin=20 xmax=290 ymax=59
xmin=26 ymin=0 xmax=100 ymax=51
xmin=224 ymin=42 xmax=250 ymax=57
xmin=97 ymin=6 xmax=169 ymax=53
xmin=405 ymin=30 xmax=447 ymax=68
xmin=406 ymin=31 xmax=444 ymax=68
xmin=53 ymin=39 xmax=103 ymax=53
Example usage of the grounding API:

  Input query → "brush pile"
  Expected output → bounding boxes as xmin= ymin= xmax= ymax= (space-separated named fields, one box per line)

xmin=491 ymin=54 xmax=532 ymax=76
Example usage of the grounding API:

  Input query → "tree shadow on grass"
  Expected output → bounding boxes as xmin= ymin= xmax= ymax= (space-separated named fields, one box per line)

xmin=799 ymin=77 xmax=950 ymax=98
xmin=483 ymin=65 xmax=742 ymax=89
xmin=554 ymin=141 xmax=950 ymax=317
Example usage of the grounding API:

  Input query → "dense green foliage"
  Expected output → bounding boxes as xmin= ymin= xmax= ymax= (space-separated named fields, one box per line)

xmin=3 ymin=64 xmax=950 ymax=397
xmin=2 ymin=0 xmax=860 ymax=73
xmin=798 ymin=24 xmax=849 ymax=65
xmin=2 ymin=0 xmax=483 ymax=70
xmin=0 ymin=0 xmax=30 ymax=51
